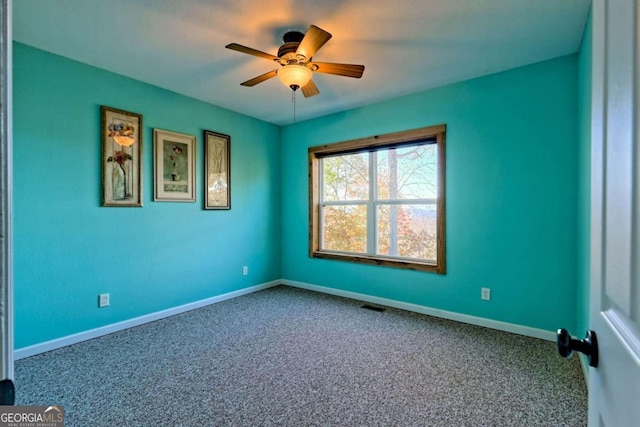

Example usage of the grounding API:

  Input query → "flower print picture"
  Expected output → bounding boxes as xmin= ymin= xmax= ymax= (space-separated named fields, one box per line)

xmin=204 ymin=130 xmax=231 ymax=210
xmin=163 ymin=141 xmax=188 ymax=192
xmin=153 ymin=129 xmax=196 ymax=202
xmin=107 ymin=150 xmax=133 ymax=200
xmin=101 ymin=106 xmax=143 ymax=207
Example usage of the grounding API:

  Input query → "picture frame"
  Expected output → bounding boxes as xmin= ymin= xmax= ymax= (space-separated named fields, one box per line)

xmin=101 ymin=106 xmax=143 ymax=207
xmin=153 ymin=129 xmax=196 ymax=202
xmin=204 ymin=130 xmax=231 ymax=210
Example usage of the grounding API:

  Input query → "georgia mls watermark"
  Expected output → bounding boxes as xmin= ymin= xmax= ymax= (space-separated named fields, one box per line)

xmin=0 ymin=406 xmax=64 ymax=427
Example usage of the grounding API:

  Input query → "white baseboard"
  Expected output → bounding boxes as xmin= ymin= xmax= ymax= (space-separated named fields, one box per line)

xmin=16 ymin=278 xmax=558 ymax=360
xmin=282 ymin=279 xmax=556 ymax=342
xmin=14 ymin=280 xmax=281 ymax=360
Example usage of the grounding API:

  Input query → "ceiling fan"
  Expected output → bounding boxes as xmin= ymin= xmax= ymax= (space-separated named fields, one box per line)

xmin=225 ymin=25 xmax=365 ymax=98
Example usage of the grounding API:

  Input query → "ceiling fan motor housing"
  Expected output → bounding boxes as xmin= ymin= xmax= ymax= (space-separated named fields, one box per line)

xmin=278 ymin=31 xmax=306 ymax=61
xmin=283 ymin=30 xmax=304 ymax=43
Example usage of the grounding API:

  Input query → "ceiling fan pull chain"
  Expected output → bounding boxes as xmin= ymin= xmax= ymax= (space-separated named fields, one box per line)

xmin=292 ymin=89 xmax=297 ymax=123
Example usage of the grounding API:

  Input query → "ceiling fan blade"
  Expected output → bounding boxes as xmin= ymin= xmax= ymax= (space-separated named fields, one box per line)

xmin=225 ymin=43 xmax=279 ymax=62
xmin=301 ymin=79 xmax=320 ymax=98
xmin=240 ymin=70 xmax=278 ymax=87
xmin=296 ymin=25 xmax=332 ymax=60
xmin=312 ymin=62 xmax=365 ymax=78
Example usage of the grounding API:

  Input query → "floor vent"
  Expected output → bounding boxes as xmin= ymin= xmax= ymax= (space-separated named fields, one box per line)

xmin=362 ymin=304 xmax=386 ymax=312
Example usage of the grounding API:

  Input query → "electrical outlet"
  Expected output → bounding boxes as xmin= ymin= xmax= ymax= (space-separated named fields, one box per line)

xmin=98 ymin=293 xmax=110 ymax=308
xmin=242 ymin=266 xmax=248 ymax=276
xmin=481 ymin=288 xmax=491 ymax=301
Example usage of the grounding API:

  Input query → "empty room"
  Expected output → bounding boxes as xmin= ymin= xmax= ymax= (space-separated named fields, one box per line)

xmin=1 ymin=0 xmax=639 ymax=426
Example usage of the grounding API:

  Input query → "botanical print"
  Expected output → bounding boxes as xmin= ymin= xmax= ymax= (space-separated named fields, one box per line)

xmin=101 ymin=106 xmax=142 ymax=207
xmin=207 ymin=135 xmax=228 ymax=205
xmin=204 ymin=130 xmax=230 ymax=209
xmin=153 ymin=129 xmax=196 ymax=202
xmin=163 ymin=140 xmax=188 ymax=193
xmin=106 ymin=121 xmax=136 ymax=200
xmin=107 ymin=148 xmax=133 ymax=200
xmin=108 ymin=123 xmax=135 ymax=144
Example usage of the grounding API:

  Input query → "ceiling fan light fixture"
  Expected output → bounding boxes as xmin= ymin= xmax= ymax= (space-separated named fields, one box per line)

xmin=278 ymin=65 xmax=312 ymax=91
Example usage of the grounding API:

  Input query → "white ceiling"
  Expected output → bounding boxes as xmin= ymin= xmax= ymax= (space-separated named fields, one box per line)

xmin=12 ymin=0 xmax=591 ymax=126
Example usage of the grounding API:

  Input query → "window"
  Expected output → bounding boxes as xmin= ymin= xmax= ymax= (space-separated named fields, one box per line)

xmin=309 ymin=125 xmax=446 ymax=273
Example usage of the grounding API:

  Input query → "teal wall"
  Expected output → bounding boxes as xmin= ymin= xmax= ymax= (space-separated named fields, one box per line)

xmin=281 ymin=55 xmax=579 ymax=333
xmin=577 ymin=10 xmax=592 ymax=369
xmin=13 ymin=43 xmax=282 ymax=349
xmin=14 ymin=42 xmax=583 ymax=350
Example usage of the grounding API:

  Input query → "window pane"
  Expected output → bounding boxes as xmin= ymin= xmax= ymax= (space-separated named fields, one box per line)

xmin=377 ymin=145 xmax=437 ymax=200
xmin=322 ymin=204 xmax=367 ymax=253
xmin=322 ymin=153 xmax=369 ymax=201
xmin=377 ymin=204 xmax=437 ymax=260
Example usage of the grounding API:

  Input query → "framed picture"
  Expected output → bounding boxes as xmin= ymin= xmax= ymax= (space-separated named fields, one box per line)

xmin=101 ymin=106 xmax=143 ymax=207
xmin=153 ymin=129 xmax=196 ymax=202
xmin=204 ymin=130 xmax=231 ymax=210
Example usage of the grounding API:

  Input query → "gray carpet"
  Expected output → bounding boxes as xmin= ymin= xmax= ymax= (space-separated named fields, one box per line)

xmin=15 ymin=285 xmax=587 ymax=426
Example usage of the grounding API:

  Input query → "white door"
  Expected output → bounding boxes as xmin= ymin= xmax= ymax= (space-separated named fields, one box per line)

xmin=588 ymin=0 xmax=640 ymax=425
xmin=0 ymin=0 xmax=14 ymax=404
